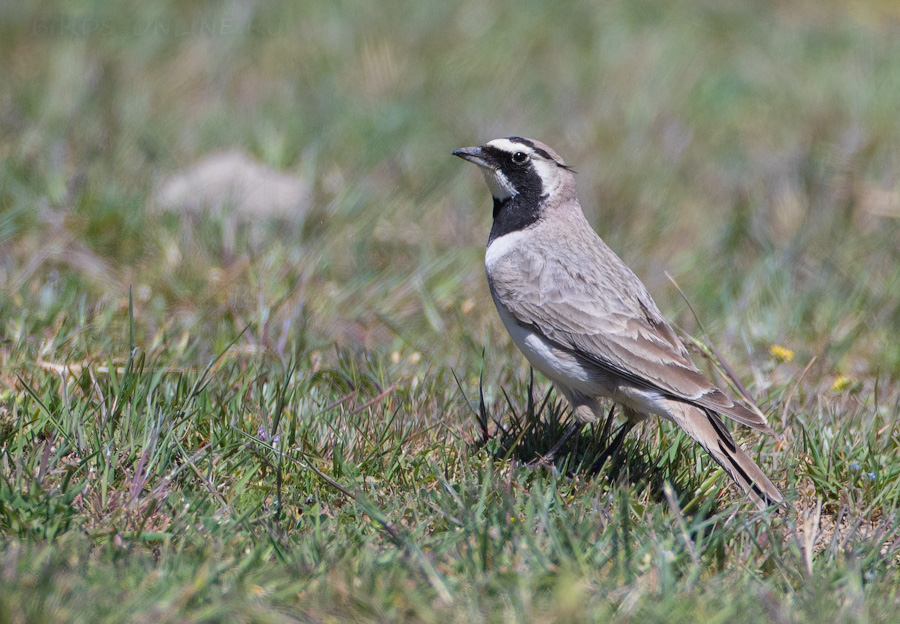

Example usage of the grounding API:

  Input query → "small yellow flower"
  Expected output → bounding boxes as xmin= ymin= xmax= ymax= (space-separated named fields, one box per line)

xmin=832 ymin=375 xmax=855 ymax=392
xmin=769 ymin=344 xmax=794 ymax=363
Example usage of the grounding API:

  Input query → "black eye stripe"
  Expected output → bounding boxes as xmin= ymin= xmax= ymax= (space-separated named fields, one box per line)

xmin=482 ymin=145 xmax=525 ymax=162
xmin=506 ymin=137 xmax=556 ymax=161
xmin=483 ymin=143 xmax=568 ymax=169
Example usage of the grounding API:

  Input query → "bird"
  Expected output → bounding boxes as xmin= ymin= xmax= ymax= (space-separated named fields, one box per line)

xmin=453 ymin=136 xmax=783 ymax=510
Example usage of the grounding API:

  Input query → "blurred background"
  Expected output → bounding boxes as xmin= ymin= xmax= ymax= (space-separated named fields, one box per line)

xmin=4 ymin=2 xmax=900 ymax=619
xmin=2 ymin=0 xmax=900 ymax=379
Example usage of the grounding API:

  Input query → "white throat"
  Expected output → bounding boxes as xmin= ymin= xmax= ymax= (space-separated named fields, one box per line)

xmin=480 ymin=168 xmax=517 ymax=201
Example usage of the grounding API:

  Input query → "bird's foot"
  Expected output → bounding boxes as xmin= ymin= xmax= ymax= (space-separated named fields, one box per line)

xmin=527 ymin=421 xmax=581 ymax=468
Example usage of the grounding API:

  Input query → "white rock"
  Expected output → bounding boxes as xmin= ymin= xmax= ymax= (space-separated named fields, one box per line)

xmin=152 ymin=150 xmax=311 ymax=220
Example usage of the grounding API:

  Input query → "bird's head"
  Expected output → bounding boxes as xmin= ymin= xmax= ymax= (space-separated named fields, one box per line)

xmin=453 ymin=136 xmax=574 ymax=206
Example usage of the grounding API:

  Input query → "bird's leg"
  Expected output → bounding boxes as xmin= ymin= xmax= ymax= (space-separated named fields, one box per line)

xmin=530 ymin=421 xmax=581 ymax=467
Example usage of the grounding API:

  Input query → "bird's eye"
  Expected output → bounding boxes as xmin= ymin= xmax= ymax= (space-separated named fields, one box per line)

xmin=511 ymin=151 xmax=529 ymax=165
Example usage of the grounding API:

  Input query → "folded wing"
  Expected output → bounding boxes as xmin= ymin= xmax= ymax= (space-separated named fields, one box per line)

xmin=489 ymin=239 xmax=772 ymax=433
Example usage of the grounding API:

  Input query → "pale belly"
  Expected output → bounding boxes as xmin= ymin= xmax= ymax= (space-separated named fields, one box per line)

xmin=493 ymin=299 xmax=601 ymax=396
xmin=491 ymin=296 xmax=669 ymax=424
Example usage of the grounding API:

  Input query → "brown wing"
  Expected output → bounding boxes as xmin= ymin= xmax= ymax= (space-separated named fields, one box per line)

xmin=489 ymin=228 xmax=772 ymax=432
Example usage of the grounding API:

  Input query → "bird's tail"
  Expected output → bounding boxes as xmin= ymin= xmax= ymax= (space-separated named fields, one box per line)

xmin=667 ymin=400 xmax=783 ymax=511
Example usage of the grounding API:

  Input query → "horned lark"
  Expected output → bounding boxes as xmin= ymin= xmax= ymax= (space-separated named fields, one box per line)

xmin=454 ymin=136 xmax=783 ymax=509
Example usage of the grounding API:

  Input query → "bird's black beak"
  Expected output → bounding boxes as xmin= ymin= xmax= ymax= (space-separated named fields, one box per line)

xmin=452 ymin=146 xmax=492 ymax=169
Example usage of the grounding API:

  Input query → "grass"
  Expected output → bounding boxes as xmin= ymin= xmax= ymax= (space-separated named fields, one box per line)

xmin=2 ymin=0 xmax=900 ymax=621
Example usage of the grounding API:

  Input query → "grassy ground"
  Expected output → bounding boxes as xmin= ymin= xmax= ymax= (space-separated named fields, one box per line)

xmin=2 ymin=0 xmax=900 ymax=621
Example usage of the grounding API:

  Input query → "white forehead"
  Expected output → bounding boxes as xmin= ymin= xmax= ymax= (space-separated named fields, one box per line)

xmin=485 ymin=138 xmax=534 ymax=155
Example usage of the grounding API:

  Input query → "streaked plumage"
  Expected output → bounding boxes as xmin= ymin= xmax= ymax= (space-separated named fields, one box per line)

xmin=454 ymin=136 xmax=783 ymax=509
